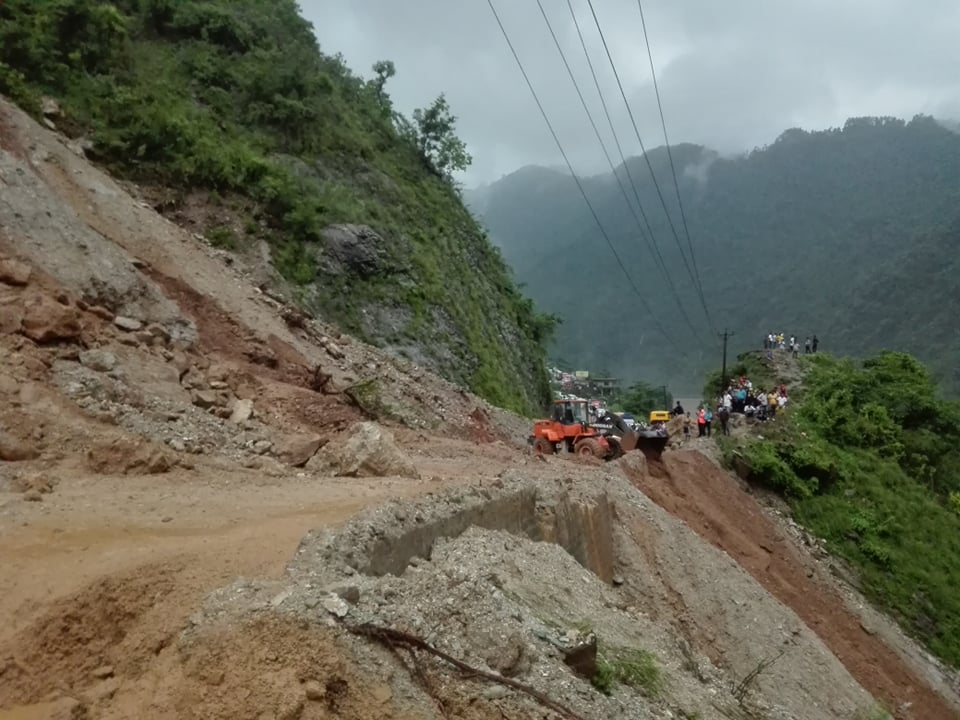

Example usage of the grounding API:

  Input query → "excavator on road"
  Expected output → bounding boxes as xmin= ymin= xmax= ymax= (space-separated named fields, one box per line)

xmin=529 ymin=399 xmax=669 ymax=461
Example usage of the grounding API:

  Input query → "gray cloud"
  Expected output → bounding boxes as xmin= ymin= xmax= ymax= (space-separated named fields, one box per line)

xmin=306 ymin=0 xmax=960 ymax=184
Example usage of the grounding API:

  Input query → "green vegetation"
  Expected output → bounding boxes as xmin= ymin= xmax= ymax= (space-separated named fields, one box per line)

xmin=592 ymin=648 xmax=663 ymax=698
xmin=468 ymin=120 xmax=960 ymax=397
xmin=0 ymin=0 xmax=556 ymax=414
xmin=614 ymin=380 xmax=672 ymax=416
xmin=720 ymin=351 xmax=960 ymax=666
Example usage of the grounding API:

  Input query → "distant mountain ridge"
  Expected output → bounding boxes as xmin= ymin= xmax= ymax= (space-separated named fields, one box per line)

xmin=466 ymin=115 xmax=960 ymax=396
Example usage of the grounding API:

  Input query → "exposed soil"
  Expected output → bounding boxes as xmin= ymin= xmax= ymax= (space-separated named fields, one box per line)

xmin=626 ymin=451 xmax=958 ymax=719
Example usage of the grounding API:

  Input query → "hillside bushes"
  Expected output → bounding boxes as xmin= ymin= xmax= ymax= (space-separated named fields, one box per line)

xmin=724 ymin=352 xmax=960 ymax=666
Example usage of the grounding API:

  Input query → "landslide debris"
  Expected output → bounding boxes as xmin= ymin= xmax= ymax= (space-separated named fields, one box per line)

xmin=171 ymin=468 xmax=878 ymax=720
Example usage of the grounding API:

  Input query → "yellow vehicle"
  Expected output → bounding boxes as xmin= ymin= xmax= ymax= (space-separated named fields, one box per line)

xmin=649 ymin=410 xmax=671 ymax=423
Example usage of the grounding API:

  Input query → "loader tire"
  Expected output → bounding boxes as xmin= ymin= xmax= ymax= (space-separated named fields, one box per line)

xmin=574 ymin=438 xmax=604 ymax=459
xmin=532 ymin=437 xmax=555 ymax=456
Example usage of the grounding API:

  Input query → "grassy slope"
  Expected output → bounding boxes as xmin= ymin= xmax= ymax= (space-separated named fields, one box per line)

xmin=718 ymin=351 xmax=960 ymax=666
xmin=0 ymin=0 xmax=553 ymax=414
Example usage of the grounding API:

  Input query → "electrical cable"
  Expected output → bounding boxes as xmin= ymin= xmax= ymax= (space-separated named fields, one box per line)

xmin=636 ymin=0 xmax=712 ymax=329
xmin=536 ymin=0 xmax=705 ymax=345
xmin=584 ymin=0 xmax=715 ymax=331
xmin=486 ymin=0 xmax=685 ymax=354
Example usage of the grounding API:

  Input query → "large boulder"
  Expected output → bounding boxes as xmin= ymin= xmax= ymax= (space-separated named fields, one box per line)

xmin=21 ymin=293 xmax=82 ymax=343
xmin=308 ymin=422 xmax=419 ymax=479
xmin=320 ymin=224 xmax=391 ymax=278
xmin=274 ymin=433 xmax=323 ymax=467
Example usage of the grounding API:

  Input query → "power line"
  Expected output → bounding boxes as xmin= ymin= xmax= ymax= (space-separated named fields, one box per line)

xmin=535 ymin=0 xmax=704 ymax=345
xmin=636 ymin=0 xmax=711 ymax=328
xmin=485 ymin=0 xmax=684 ymax=355
xmin=564 ymin=0 xmax=680 ymax=315
xmin=583 ymin=0 xmax=715 ymax=331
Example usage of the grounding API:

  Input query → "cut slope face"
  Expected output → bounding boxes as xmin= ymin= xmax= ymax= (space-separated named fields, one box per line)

xmin=626 ymin=451 xmax=960 ymax=719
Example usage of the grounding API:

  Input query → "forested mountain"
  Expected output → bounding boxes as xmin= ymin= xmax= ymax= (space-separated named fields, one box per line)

xmin=0 ymin=0 xmax=555 ymax=414
xmin=467 ymin=117 xmax=960 ymax=396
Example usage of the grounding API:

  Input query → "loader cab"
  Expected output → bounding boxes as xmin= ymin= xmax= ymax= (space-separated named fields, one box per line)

xmin=553 ymin=399 xmax=589 ymax=426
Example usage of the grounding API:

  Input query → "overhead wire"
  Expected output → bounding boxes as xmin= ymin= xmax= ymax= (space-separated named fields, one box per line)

xmin=583 ymin=0 xmax=715 ymax=333
xmin=485 ymin=0 xmax=685 ymax=354
xmin=535 ymin=0 xmax=704 ymax=345
xmin=636 ymin=0 xmax=711 ymax=328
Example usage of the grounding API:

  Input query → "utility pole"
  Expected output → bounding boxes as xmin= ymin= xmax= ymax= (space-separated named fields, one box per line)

xmin=718 ymin=329 xmax=735 ymax=391
xmin=659 ymin=385 xmax=668 ymax=408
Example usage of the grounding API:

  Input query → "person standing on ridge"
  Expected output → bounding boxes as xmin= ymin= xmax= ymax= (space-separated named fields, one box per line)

xmin=704 ymin=407 xmax=713 ymax=437
xmin=672 ymin=401 xmax=684 ymax=416
xmin=697 ymin=407 xmax=706 ymax=437
xmin=812 ymin=335 xmax=819 ymax=353
xmin=718 ymin=404 xmax=730 ymax=435
xmin=804 ymin=336 xmax=811 ymax=354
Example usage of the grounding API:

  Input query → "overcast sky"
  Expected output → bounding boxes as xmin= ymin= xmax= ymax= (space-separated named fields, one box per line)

xmin=305 ymin=0 xmax=960 ymax=186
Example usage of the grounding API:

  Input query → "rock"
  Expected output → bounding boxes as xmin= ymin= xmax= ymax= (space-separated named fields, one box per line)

xmin=331 ymin=585 xmax=361 ymax=604
xmin=612 ymin=575 xmax=625 ymax=586
xmin=79 ymin=349 xmax=118 ymax=373
xmin=244 ymin=344 xmax=278 ymax=368
xmin=40 ymin=96 xmax=61 ymax=117
xmin=481 ymin=686 xmax=510 ymax=701
xmin=252 ymin=440 xmax=273 ymax=455
xmin=0 ymin=257 xmax=32 ymax=286
xmin=370 ymin=684 xmax=392 ymax=704
xmin=191 ymin=390 xmax=218 ymax=409
xmin=229 ymin=398 xmax=254 ymax=423
xmin=113 ymin=315 xmax=143 ymax=332
xmin=275 ymin=433 xmax=324 ymax=468
xmin=0 ymin=303 xmax=24 ymax=335
xmin=21 ymin=293 xmax=82 ymax=343
xmin=0 ymin=432 xmax=40 ymax=461
xmin=321 ymin=594 xmax=350 ymax=618
xmin=304 ymin=680 xmax=325 ymax=701
xmin=85 ymin=438 xmax=175 ymax=475
xmin=561 ymin=633 xmax=598 ymax=680
xmin=308 ymin=422 xmax=419 ymax=479
xmin=168 ymin=438 xmax=187 ymax=452
xmin=87 ymin=305 xmax=115 ymax=321
xmin=92 ymin=665 xmax=114 ymax=679
xmin=23 ymin=489 xmax=43 ymax=502
xmin=320 ymin=224 xmax=392 ymax=278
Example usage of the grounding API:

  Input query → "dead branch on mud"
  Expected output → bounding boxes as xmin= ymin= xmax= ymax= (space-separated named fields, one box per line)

xmin=345 ymin=622 xmax=589 ymax=720
xmin=732 ymin=648 xmax=787 ymax=705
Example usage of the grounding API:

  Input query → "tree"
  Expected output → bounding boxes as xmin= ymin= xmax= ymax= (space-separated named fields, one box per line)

xmin=618 ymin=381 xmax=670 ymax=416
xmin=411 ymin=93 xmax=472 ymax=180
xmin=371 ymin=59 xmax=395 ymax=104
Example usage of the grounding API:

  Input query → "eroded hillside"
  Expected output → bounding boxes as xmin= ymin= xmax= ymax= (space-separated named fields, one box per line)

xmin=0 ymin=0 xmax=554 ymax=414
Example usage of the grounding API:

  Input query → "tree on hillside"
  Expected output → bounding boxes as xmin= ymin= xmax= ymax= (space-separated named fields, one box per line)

xmin=410 ymin=94 xmax=472 ymax=180
xmin=371 ymin=59 xmax=395 ymax=105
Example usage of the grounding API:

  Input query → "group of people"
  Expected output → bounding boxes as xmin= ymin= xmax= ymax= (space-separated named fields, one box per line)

xmin=716 ymin=375 xmax=789 ymax=426
xmin=764 ymin=332 xmax=820 ymax=357
xmin=671 ymin=373 xmax=792 ymax=442
xmin=672 ymin=401 xmax=729 ymax=439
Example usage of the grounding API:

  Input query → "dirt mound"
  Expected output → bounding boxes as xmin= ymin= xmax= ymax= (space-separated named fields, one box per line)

xmin=625 ymin=450 xmax=959 ymax=719
xmin=0 ymin=563 xmax=180 ymax=707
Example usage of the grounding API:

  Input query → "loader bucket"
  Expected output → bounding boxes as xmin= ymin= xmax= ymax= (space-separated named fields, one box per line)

xmin=619 ymin=430 xmax=669 ymax=461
